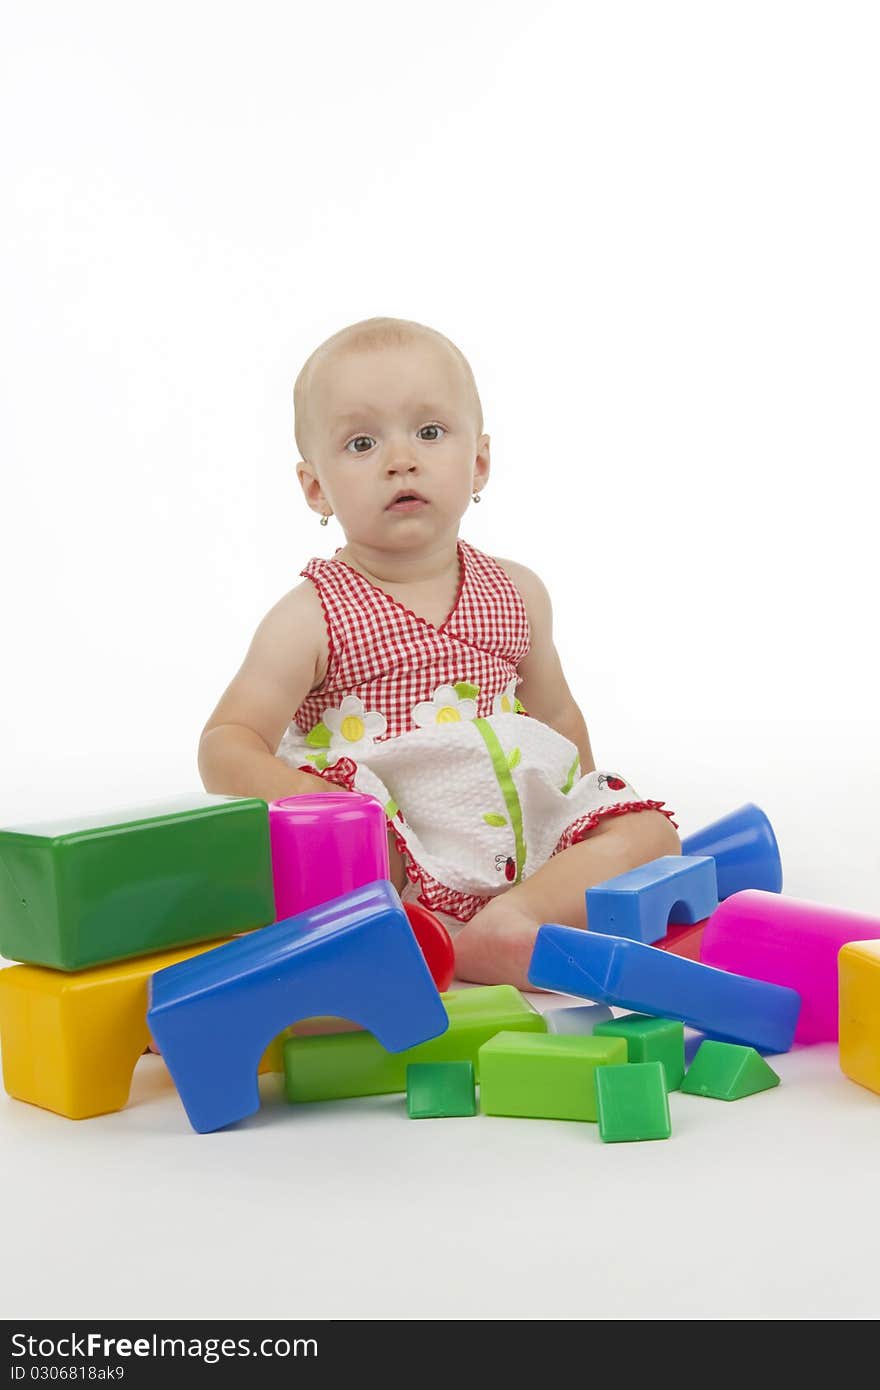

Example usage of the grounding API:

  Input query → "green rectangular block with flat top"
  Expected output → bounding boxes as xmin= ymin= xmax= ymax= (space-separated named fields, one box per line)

xmin=478 ymin=1030 xmax=627 ymax=1121
xmin=0 ymin=795 xmax=275 ymax=971
xmin=284 ymin=985 xmax=545 ymax=1102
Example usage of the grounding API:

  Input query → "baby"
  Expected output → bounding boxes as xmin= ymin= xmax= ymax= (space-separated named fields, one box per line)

xmin=198 ymin=316 xmax=680 ymax=990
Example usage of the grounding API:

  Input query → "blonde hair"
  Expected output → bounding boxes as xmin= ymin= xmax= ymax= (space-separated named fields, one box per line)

xmin=293 ymin=316 xmax=483 ymax=457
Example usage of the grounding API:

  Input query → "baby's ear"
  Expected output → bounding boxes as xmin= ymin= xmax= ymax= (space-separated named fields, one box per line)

xmin=475 ymin=433 xmax=491 ymax=484
xmin=296 ymin=460 xmax=326 ymax=513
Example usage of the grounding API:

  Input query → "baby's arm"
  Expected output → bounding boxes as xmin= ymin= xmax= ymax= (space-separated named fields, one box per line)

xmin=198 ymin=580 xmax=338 ymax=802
xmin=494 ymin=558 xmax=595 ymax=773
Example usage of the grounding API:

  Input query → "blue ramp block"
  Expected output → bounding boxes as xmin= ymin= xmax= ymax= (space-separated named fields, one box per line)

xmin=148 ymin=879 xmax=449 ymax=1132
xmin=586 ymin=855 xmax=718 ymax=944
xmin=528 ymin=925 xmax=800 ymax=1054
xmin=681 ymin=803 xmax=783 ymax=898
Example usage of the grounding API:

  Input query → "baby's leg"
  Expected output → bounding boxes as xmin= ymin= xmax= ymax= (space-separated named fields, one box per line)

xmin=453 ymin=810 xmax=681 ymax=992
xmin=387 ymin=830 xmax=409 ymax=895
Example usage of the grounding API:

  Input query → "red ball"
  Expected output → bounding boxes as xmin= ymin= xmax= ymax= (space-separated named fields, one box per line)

xmin=403 ymin=901 xmax=455 ymax=992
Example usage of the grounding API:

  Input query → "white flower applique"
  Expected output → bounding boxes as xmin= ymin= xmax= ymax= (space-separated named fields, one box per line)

xmin=304 ymin=695 xmax=387 ymax=767
xmin=492 ymin=679 xmax=518 ymax=715
xmin=412 ymin=682 xmax=478 ymax=728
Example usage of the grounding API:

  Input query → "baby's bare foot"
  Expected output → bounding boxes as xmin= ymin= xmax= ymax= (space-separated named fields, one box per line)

xmin=453 ymin=898 xmax=543 ymax=991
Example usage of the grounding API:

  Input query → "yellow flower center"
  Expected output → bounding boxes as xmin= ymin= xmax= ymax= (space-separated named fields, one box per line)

xmin=341 ymin=715 xmax=366 ymax=742
xmin=436 ymin=706 xmax=461 ymax=724
xmin=500 ymin=695 xmax=512 ymax=712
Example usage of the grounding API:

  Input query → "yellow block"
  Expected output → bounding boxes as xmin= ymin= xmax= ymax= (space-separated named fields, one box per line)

xmin=839 ymin=939 xmax=880 ymax=1097
xmin=0 ymin=939 xmax=233 ymax=1120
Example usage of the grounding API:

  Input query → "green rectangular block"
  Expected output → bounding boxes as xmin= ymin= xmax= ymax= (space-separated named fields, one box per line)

xmin=478 ymin=1031 xmax=627 ymax=1121
xmin=0 ymin=795 xmax=275 ymax=970
xmin=284 ymin=985 xmax=546 ymax=1102
xmin=594 ymin=1012 xmax=685 ymax=1090
xmin=595 ymin=1060 xmax=672 ymax=1141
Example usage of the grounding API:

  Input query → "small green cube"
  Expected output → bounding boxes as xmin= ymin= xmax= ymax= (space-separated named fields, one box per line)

xmin=595 ymin=1061 xmax=672 ymax=1142
xmin=406 ymin=1061 xmax=477 ymax=1118
xmin=594 ymin=1013 xmax=685 ymax=1090
xmin=681 ymin=1040 xmax=780 ymax=1100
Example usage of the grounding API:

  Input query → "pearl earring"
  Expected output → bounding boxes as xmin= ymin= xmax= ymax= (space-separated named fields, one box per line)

xmin=472 ymin=492 xmax=481 ymax=504
xmin=319 ymin=513 xmax=331 ymax=526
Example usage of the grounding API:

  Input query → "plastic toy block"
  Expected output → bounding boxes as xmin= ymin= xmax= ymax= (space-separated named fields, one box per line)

xmin=653 ymin=919 xmax=707 ymax=961
xmin=681 ymin=1040 xmax=780 ymax=1100
xmin=268 ymin=792 xmax=389 ymax=920
xmin=528 ymin=925 xmax=801 ymax=1054
xmin=544 ymin=1003 xmax=614 ymax=1035
xmin=595 ymin=1061 xmax=672 ymax=1142
xmin=594 ymin=1013 xmax=685 ymax=1090
xmin=0 ymin=939 xmax=233 ymax=1119
xmin=148 ymin=880 xmax=449 ymax=1133
xmin=586 ymin=856 xmax=718 ymax=945
xmin=701 ymin=890 xmax=880 ymax=1044
xmin=0 ymin=794 xmax=275 ymax=971
xmin=284 ymin=985 xmax=545 ymax=1102
xmin=478 ymin=1031 xmax=627 ymax=1121
xmin=406 ymin=1061 xmax=477 ymax=1118
xmin=839 ymin=940 xmax=880 ymax=1097
xmin=681 ymin=802 xmax=782 ymax=898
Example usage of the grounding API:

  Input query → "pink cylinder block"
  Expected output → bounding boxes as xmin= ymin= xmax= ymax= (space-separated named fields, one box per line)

xmin=268 ymin=793 xmax=390 ymax=921
xmin=700 ymin=889 xmax=880 ymax=1043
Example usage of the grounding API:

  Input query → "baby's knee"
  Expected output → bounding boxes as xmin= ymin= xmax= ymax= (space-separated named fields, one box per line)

xmin=591 ymin=807 xmax=680 ymax=867
xmin=625 ymin=809 xmax=681 ymax=864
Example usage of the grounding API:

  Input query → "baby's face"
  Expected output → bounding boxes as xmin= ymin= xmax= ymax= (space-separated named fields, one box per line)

xmin=297 ymin=337 xmax=489 ymax=552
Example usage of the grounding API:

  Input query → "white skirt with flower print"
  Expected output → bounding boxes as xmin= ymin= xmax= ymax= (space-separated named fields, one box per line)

xmin=276 ymin=684 xmax=671 ymax=923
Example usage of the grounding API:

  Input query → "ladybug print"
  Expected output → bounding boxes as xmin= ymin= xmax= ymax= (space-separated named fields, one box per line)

xmin=598 ymin=773 xmax=627 ymax=792
xmin=495 ymin=853 xmax=516 ymax=881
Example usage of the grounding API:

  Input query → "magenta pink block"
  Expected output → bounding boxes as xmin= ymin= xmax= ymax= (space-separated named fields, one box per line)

xmin=700 ymin=889 xmax=880 ymax=1043
xmin=268 ymin=792 xmax=390 ymax=920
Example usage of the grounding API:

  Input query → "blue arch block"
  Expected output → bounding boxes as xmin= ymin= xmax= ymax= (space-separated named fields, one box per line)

xmin=528 ymin=925 xmax=800 ymax=1054
xmin=586 ymin=855 xmax=718 ymax=944
xmin=148 ymin=880 xmax=449 ymax=1132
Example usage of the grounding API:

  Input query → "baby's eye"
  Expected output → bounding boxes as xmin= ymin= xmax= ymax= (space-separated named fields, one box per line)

xmin=417 ymin=424 xmax=445 ymax=441
xmin=345 ymin=435 xmax=376 ymax=454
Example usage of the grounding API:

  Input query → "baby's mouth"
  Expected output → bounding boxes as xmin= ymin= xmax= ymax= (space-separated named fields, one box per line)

xmin=386 ymin=491 xmax=428 ymax=512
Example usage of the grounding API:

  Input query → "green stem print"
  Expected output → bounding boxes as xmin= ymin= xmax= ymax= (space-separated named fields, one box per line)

xmin=473 ymin=718 xmax=527 ymax=884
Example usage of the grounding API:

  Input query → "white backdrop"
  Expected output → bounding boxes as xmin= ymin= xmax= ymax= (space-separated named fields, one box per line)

xmin=1 ymin=1 xmax=879 ymax=1322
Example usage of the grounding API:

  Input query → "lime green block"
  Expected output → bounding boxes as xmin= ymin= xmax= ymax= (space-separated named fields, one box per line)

xmin=594 ymin=1013 xmax=685 ymax=1090
xmin=478 ymin=1031 xmax=627 ymax=1121
xmin=596 ymin=1061 xmax=672 ymax=1142
xmin=0 ymin=795 xmax=275 ymax=971
xmin=284 ymin=986 xmax=545 ymax=1102
xmin=407 ymin=1061 xmax=477 ymax=1118
xmin=681 ymin=1040 xmax=780 ymax=1100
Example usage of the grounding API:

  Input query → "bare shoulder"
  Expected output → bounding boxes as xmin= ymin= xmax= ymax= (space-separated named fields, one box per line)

xmin=490 ymin=555 xmax=553 ymax=624
xmin=265 ymin=578 xmax=330 ymax=688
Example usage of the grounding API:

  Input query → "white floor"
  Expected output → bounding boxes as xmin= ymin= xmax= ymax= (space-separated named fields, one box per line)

xmin=3 ymin=726 xmax=880 ymax=1321
xmin=2 ymin=982 xmax=879 ymax=1321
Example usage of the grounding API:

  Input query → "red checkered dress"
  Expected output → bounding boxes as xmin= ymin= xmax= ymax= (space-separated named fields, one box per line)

xmin=291 ymin=538 xmax=529 ymax=740
xmin=276 ymin=538 xmax=674 ymax=926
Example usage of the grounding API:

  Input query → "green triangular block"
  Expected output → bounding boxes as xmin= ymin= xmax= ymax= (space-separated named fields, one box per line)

xmin=681 ymin=1040 xmax=780 ymax=1101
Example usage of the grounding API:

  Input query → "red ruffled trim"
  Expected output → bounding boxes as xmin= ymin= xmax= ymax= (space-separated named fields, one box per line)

xmin=296 ymin=757 xmax=359 ymax=791
xmin=551 ymin=800 xmax=678 ymax=856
